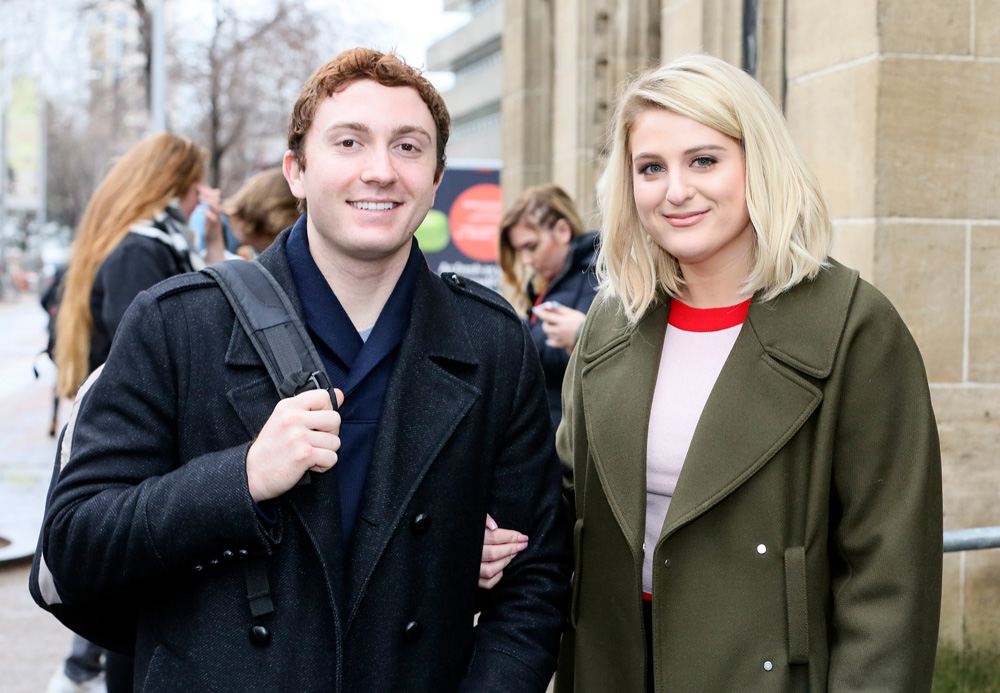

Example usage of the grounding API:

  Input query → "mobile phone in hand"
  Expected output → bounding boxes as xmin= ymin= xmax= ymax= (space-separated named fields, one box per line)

xmin=531 ymin=300 xmax=562 ymax=316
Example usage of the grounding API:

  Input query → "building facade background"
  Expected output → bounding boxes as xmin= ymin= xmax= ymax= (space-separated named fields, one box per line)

xmin=428 ymin=0 xmax=504 ymax=162
xmin=504 ymin=0 xmax=1000 ymax=651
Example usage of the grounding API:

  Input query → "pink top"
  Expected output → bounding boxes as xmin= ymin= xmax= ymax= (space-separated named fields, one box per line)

xmin=642 ymin=297 xmax=751 ymax=595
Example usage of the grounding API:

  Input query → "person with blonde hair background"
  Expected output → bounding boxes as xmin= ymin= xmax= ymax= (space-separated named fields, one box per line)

xmin=55 ymin=131 xmax=222 ymax=399
xmin=489 ymin=54 xmax=943 ymax=691
xmin=47 ymin=130 xmax=220 ymax=693
xmin=497 ymin=184 xmax=599 ymax=425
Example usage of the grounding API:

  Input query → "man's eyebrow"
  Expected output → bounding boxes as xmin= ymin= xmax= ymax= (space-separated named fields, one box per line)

xmin=393 ymin=125 xmax=433 ymax=140
xmin=323 ymin=122 xmax=432 ymax=140
xmin=325 ymin=121 xmax=371 ymax=135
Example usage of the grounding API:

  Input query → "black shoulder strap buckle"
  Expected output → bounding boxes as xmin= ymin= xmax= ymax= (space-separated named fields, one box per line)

xmin=278 ymin=369 xmax=332 ymax=398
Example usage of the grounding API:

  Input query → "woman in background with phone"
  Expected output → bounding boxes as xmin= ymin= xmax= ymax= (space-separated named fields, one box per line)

xmin=498 ymin=184 xmax=599 ymax=425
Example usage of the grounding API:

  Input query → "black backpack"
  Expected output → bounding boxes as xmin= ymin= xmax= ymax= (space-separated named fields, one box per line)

xmin=29 ymin=259 xmax=331 ymax=653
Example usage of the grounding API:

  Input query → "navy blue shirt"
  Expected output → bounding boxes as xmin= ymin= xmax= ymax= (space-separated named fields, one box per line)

xmin=285 ymin=218 xmax=421 ymax=547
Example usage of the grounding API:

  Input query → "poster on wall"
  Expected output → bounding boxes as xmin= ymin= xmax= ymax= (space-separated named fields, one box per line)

xmin=415 ymin=161 xmax=502 ymax=292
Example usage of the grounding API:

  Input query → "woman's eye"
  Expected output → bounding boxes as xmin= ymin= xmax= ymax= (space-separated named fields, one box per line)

xmin=639 ymin=163 xmax=664 ymax=175
xmin=692 ymin=156 xmax=717 ymax=168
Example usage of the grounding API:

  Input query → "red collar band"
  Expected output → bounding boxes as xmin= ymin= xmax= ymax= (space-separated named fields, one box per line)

xmin=668 ymin=297 xmax=751 ymax=332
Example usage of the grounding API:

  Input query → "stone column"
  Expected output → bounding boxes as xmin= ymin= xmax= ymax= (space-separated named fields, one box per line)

xmin=502 ymin=0 xmax=555 ymax=198
xmin=661 ymin=0 xmax=743 ymax=66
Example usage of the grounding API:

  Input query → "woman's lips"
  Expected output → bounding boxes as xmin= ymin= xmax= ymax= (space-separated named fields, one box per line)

xmin=664 ymin=210 xmax=708 ymax=227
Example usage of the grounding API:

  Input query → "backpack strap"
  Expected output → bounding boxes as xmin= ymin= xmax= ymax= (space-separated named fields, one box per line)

xmin=202 ymin=260 xmax=332 ymax=400
xmin=202 ymin=259 xmax=336 ymax=623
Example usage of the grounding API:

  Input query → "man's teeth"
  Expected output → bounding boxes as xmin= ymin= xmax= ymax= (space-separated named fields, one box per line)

xmin=350 ymin=201 xmax=398 ymax=211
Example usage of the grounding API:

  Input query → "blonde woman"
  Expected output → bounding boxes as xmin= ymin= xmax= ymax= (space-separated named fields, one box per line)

xmin=497 ymin=184 xmax=598 ymax=424
xmin=490 ymin=55 xmax=943 ymax=691
xmin=56 ymin=132 xmax=220 ymax=399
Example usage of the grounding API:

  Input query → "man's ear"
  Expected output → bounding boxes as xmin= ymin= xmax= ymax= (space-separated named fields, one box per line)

xmin=283 ymin=150 xmax=307 ymax=200
xmin=552 ymin=217 xmax=573 ymax=244
xmin=429 ymin=168 xmax=443 ymax=208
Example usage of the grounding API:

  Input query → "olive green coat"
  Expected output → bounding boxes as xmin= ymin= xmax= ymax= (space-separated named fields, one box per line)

xmin=555 ymin=261 xmax=942 ymax=692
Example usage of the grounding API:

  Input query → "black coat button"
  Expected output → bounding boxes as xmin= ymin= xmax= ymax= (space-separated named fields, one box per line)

xmin=249 ymin=625 xmax=271 ymax=646
xmin=192 ymin=564 xmax=203 ymax=572
xmin=222 ymin=550 xmax=234 ymax=559
xmin=411 ymin=513 xmax=432 ymax=533
xmin=447 ymin=272 xmax=466 ymax=287
xmin=237 ymin=549 xmax=248 ymax=559
xmin=403 ymin=621 xmax=422 ymax=643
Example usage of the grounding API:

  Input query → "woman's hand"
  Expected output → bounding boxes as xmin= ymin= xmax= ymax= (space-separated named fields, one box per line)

xmin=199 ymin=185 xmax=226 ymax=265
xmin=480 ymin=514 xmax=529 ymax=589
xmin=536 ymin=305 xmax=587 ymax=354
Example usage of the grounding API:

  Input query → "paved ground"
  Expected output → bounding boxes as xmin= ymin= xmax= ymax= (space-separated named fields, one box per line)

xmin=0 ymin=295 xmax=78 ymax=692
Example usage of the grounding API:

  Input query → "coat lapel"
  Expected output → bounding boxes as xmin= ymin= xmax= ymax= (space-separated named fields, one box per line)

xmin=343 ymin=266 xmax=481 ymax=632
xmin=661 ymin=262 xmax=858 ymax=539
xmin=581 ymin=299 xmax=668 ymax=558
xmin=578 ymin=262 xmax=859 ymax=551
xmin=659 ymin=316 xmax=822 ymax=538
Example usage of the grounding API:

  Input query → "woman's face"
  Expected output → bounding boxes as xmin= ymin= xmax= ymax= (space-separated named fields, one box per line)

xmin=508 ymin=217 xmax=572 ymax=282
xmin=177 ymin=181 xmax=203 ymax=221
xmin=629 ymin=108 xmax=753 ymax=281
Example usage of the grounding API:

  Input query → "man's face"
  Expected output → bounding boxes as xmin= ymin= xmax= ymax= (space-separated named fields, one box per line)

xmin=283 ymin=80 xmax=440 ymax=266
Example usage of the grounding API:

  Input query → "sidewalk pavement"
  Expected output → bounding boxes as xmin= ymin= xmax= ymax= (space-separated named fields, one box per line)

xmin=0 ymin=295 xmax=78 ymax=692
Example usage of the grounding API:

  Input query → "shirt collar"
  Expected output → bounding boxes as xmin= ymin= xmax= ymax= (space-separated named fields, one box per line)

xmin=285 ymin=216 xmax=421 ymax=374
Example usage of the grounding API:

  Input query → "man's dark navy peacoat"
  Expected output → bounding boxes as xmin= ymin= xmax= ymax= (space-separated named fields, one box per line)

xmin=40 ymin=229 xmax=572 ymax=691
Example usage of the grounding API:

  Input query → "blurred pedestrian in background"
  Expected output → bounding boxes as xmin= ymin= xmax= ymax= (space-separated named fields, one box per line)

xmin=498 ymin=184 xmax=598 ymax=425
xmin=224 ymin=166 xmax=301 ymax=259
xmin=481 ymin=185 xmax=599 ymax=590
xmin=55 ymin=131 xmax=222 ymax=400
xmin=38 ymin=264 xmax=67 ymax=436
xmin=48 ymin=130 xmax=219 ymax=693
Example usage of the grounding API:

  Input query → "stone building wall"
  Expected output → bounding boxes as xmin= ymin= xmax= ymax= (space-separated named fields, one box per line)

xmin=503 ymin=0 xmax=1000 ymax=651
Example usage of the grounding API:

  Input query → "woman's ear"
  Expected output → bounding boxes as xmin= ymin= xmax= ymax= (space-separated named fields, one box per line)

xmin=552 ymin=217 xmax=573 ymax=244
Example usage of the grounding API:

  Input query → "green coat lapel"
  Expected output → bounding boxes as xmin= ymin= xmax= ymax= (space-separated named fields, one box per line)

xmin=663 ymin=261 xmax=859 ymax=539
xmin=580 ymin=300 xmax=668 ymax=557
xmin=577 ymin=262 xmax=860 ymax=551
xmin=660 ymin=313 xmax=822 ymax=538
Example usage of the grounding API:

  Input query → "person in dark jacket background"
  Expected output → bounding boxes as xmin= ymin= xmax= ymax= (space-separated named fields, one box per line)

xmin=498 ymin=184 xmax=598 ymax=425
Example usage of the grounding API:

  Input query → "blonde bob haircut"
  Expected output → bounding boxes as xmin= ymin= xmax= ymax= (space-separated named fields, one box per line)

xmin=56 ymin=132 xmax=205 ymax=398
xmin=497 ymin=183 xmax=585 ymax=314
xmin=597 ymin=54 xmax=831 ymax=323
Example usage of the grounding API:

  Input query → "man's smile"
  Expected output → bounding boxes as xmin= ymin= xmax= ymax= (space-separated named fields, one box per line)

xmin=348 ymin=200 xmax=401 ymax=211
